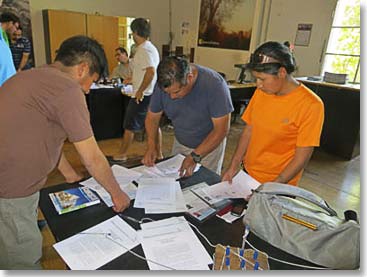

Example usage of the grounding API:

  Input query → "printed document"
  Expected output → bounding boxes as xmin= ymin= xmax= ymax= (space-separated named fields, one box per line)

xmin=182 ymin=189 xmax=216 ymax=222
xmin=145 ymin=182 xmax=187 ymax=214
xmin=203 ymin=171 xmax=260 ymax=199
xmin=134 ymin=178 xmax=187 ymax=213
xmin=80 ymin=165 xmax=142 ymax=206
xmin=53 ymin=215 xmax=139 ymax=270
xmin=139 ymin=217 xmax=212 ymax=270
xmin=134 ymin=178 xmax=176 ymax=207
xmin=132 ymin=154 xmax=201 ymax=179
xmin=190 ymin=182 xmax=223 ymax=206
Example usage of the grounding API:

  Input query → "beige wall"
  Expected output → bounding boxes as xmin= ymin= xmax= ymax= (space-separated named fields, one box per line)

xmin=29 ymin=0 xmax=336 ymax=79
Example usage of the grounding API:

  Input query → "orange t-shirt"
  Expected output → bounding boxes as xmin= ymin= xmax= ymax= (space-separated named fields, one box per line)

xmin=241 ymin=84 xmax=324 ymax=185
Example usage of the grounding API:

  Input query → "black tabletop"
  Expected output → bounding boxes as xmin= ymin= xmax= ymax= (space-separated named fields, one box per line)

xmin=39 ymin=164 xmax=321 ymax=270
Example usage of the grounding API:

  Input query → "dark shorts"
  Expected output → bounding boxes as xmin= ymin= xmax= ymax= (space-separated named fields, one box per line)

xmin=123 ymin=95 xmax=151 ymax=131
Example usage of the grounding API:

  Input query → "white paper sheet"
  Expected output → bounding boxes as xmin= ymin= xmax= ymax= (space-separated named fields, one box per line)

xmin=216 ymin=209 xmax=247 ymax=224
xmin=132 ymin=154 xmax=201 ymax=180
xmin=134 ymin=178 xmax=176 ymax=209
xmin=139 ymin=217 xmax=212 ymax=270
xmin=203 ymin=171 xmax=260 ymax=199
xmin=182 ymin=189 xmax=216 ymax=222
xmin=80 ymin=165 xmax=142 ymax=206
xmin=53 ymin=215 xmax=139 ymax=270
xmin=90 ymin=83 xmax=114 ymax=89
xmin=145 ymin=182 xmax=187 ymax=214
xmin=190 ymin=182 xmax=224 ymax=206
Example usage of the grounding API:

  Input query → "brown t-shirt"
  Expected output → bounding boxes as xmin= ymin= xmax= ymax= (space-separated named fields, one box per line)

xmin=0 ymin=66 xmax=93 ymax=198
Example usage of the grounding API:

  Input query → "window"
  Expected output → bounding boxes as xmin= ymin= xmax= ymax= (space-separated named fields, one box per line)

xmin=321 ymin=0 xmax=360 ymax=84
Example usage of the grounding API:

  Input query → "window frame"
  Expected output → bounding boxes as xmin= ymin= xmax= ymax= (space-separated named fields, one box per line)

xmin=321 ymin=1 xmax=360 ymax=84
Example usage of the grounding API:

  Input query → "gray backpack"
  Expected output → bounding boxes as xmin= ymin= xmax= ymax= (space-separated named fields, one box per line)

xmin=243 ymin=182 xmax=360 ymax=269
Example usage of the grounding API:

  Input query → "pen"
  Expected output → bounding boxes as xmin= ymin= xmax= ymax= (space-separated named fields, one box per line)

xmin=282 ymin=214 xmax=318 ymax=230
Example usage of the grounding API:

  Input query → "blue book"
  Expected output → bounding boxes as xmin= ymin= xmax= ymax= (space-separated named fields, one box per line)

xmin=49 ymin=187 xmax=100 ymax=215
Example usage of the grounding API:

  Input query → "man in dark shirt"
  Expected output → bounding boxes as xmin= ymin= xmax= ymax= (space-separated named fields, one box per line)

xmin=0 ymin=11 xmax=19 ymax=85
xmin=143 ymin=57 xmax=234 ymax=176
xmin=10 ymin=25 xmax=32 ymax=71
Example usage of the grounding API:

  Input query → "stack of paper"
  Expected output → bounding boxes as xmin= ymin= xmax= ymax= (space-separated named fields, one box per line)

xmin=80 ymin=165 xmax=142 ymax=207
xmin=132 ymin=154 xmax=201 ymax=180
xmin=139 ymin=217 xmax=212 ymax=270
xmin=134 ymin=178 xmax=187 ymax=214
xmin=202 ymin=171 xmax=260 ymax=200
xmin=53 ymin=215 xmax=139 ymax=270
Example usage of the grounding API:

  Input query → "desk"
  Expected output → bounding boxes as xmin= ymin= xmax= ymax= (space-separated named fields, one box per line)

xmin=87 ymin=87 xmax=130 ymax=141
xmin=297 ymin=77 xmax=360 ymax=160
xmin=228 ymin=82 xmax=256 ymax=122
xmin=39 ymin=161 xmax=321 ymax=270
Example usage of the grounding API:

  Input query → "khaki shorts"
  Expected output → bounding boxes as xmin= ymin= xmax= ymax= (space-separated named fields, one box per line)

xmin=0 ymin=192 xmax=42 ymax=269
xmin=171 ymin=137 xmax=226 ymax=175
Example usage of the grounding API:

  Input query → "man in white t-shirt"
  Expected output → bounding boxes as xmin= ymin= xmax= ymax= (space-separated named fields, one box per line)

xmin=113 ymin=18 xmax=162 ymax=161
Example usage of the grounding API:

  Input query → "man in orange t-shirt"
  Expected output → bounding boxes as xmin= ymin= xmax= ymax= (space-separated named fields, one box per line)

xmin=222 ymin=41 xmax=324 ymax=186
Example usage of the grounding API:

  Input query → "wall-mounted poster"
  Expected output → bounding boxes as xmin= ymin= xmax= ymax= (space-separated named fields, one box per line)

xmin=198 ymin=0 xmax=256 ymax=51
xmin=294 ymin=23 xmax=313 ymax=46
xmin=0 ymin=0 xmax=35 ymax=67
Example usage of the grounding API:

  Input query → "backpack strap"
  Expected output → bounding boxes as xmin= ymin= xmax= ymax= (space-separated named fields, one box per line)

xmin=254 ymin=182 xmax=338 ymax=217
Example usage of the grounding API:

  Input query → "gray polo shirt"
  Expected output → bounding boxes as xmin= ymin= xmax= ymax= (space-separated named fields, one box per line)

xmin=149 ymin=64 xmax=233 ymax=148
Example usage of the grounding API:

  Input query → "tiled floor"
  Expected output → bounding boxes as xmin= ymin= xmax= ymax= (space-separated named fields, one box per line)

xmin=40 ymin=118 xmax=360 ymax=269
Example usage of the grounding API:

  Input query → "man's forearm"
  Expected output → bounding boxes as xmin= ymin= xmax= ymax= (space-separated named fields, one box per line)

xmin=74 ymin=138 xmax=122 ymax=195
xmin=136 ymin=68 xmax=154 ymax=94
xmin=57 ymin=152 xmax=80 ymax=181
xmin=18 ymin=53 xmax=30 ymax=71
xmin=145 ymin=111 xmax=161 ymax=149
xmin=193 ymin=115 xmax=230 ymax=157
xmin=85 ymin=152 xmax=122 ymax=194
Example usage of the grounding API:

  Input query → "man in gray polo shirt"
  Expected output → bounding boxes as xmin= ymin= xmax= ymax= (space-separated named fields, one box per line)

xmin=142 ymin=56 xmax=233 ymax=176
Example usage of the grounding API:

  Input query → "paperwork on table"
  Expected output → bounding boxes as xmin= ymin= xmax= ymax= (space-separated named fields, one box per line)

xmin=182 ymin=188 xmax=216 ymax=222
xmin=138 ymin=216 xmax=212 ymax=270
xmin=80 ymin=155 xmax=200 ymax=210
xmin=203 ymin=171 xmax=260 ymax=199
xmin=53 ymin=215 xmax=139 ymax=270
xmin=132 ymin=154 xmax=201 ymax=179
xmin=134 ymin=178 xmax=187 ymax=214
xmin=80 ymin=165 xmax=142 ymax=206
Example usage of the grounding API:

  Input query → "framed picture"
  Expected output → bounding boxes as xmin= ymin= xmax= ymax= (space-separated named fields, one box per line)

xmin=198 ymin=0 xmax=256 ymax=51
xmin=294 ymin=23 xmax=313 ymax=46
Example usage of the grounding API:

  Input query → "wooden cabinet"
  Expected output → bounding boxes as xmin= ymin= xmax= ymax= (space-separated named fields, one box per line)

xmin=43 ymin=10 xmax=86 ymax=63
xmin=43 ymin=9 xmax=118 ymax=75
xmin=86 ymin=14 xmax=119 ymax=74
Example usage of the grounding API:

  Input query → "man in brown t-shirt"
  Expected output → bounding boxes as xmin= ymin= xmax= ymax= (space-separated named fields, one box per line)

xmin=0 ymin=35 xmax=130 ymax=269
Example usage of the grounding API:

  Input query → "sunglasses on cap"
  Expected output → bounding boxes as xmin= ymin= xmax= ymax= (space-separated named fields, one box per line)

xmin=246 ymin=53 xmax=283 ymax=74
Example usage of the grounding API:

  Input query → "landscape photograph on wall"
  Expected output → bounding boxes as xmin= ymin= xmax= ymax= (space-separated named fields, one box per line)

xmin=198 ymin=0 xmax=256 ymax=50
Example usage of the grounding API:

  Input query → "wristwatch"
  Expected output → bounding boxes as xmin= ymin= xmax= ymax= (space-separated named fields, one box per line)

xmin=190 ymin=151 xmax=202 ymax=163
